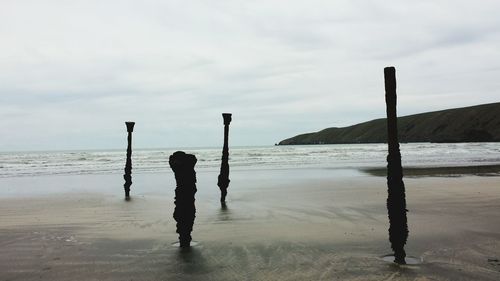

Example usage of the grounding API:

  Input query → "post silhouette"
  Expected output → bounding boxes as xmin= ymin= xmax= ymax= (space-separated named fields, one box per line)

xmin=217 ymin=113 xmax=232 ymax=202
xmin=123 ymin=122 xmax=135 ymax=199
xmin=169 ymin=151 xmax=197 ymax=248
xmin=384 ymin=67 xmax=409 ymax=264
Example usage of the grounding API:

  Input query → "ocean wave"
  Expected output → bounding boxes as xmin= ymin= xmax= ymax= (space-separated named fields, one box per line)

xmin=1 ymin=143 xmax=500 ymax=178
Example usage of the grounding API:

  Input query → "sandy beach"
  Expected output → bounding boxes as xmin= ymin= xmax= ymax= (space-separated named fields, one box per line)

xmin=1 ymin=168 xmax=500 ymax=280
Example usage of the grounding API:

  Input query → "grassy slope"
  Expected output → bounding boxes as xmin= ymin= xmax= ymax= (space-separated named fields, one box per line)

xmin=279 ymin=102 xmax=500 ymax=145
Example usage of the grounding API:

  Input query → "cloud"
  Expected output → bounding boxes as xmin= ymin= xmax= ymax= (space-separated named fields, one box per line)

xmin=1 ymin=0 xmax=500 ymax=150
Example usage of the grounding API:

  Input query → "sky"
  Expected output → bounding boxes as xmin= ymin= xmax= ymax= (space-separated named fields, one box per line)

xmin=1 ymin=0 xmax=499 ymax=151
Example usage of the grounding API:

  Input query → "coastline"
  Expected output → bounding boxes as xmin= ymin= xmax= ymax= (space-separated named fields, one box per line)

xmin=1 ymin=168 xmax=500 ymax=280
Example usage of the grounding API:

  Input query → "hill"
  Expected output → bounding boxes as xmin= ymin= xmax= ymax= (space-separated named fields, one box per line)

xmin=278 ymin=102 xmax=500 ymax=145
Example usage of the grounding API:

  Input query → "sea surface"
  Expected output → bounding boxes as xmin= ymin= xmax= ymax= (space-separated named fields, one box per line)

xmin=1 ymin=143 xmax=500 ymax=178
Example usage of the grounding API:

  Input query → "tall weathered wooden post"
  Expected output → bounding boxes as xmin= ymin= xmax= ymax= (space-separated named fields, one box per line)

xmin=217 ymin=113 xmax=232 ymax=202
xmin=123 ymin=121 xmax=135 ymax=199
xmin=384 ymin=67 xmax=409 ymax=264
xmin=169 ymin=151 xmax=198 ymax=248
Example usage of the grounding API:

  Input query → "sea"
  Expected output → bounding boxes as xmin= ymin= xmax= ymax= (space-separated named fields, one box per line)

xmin=1 ymin=143 xmax=500 ymax=178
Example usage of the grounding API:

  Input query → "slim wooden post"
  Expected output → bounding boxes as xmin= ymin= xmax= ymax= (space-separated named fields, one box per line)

xmin=217 ymin=113 xmax=232 ymax=202
xmin=384 ymin=67 xmax=409 ymax=264
xmin=123 ymin=122 xmax=135 ymax=199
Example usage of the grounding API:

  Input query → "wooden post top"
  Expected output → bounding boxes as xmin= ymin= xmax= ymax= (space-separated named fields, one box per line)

xmin=125 ymin=122 xmax=135 ymax=133
xmin=222 ymin=113 xmax=232 ymax=125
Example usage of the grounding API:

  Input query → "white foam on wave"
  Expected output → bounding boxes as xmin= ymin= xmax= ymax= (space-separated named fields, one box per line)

xmin=1 ymin=143 xmax=499 ymax=178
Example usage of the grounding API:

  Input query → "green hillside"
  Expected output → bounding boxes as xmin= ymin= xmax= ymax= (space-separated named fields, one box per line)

xmin=278 ymin=102 xmax=500 ymax=145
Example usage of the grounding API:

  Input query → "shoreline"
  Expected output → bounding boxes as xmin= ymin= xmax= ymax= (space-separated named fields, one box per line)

xmin=362 ymin=164 xmax=500 ymax=177
xmin=1 ymin=169 xmax=500 ymax=280
xmin=4 ymin=161 xmax=500 ymax=179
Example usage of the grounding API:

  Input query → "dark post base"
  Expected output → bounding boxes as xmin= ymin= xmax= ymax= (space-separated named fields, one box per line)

xmin=394 ymin=250 xmax=407 ymax=264
xmin=220 ymin=188 xmax=227 ymax=202
xmin=178 ymin=232 xmax=192 ymax=248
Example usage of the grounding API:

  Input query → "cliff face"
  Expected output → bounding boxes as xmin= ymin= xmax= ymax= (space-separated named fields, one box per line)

xmin=278 ymin=103 xmax=500 ymax=145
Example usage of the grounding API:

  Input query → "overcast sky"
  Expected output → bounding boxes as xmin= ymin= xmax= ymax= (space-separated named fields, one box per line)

xmin=1 ymin=0 xmax=499 ymax=151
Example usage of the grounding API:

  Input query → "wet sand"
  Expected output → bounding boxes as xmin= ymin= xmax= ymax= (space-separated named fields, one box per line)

xmin=1 ymin=169 xmax=500 ymax=280
xmin=363 ymin=164 xmax=500 ymax=177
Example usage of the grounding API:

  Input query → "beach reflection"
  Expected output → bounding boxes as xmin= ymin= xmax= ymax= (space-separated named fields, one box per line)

xmin=177 ymin=247 xmax=209 ymax=274
xmin=218 ymin=201 xmax=232 ymax=222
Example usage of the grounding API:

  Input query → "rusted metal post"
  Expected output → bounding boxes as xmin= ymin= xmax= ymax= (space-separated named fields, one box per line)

xmin=384 ymin=67 xmax=409 ymax=264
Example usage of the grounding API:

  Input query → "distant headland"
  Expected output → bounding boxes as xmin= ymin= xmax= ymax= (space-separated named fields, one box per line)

xmin=278 ymin=102 xmax=500 ymax=145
